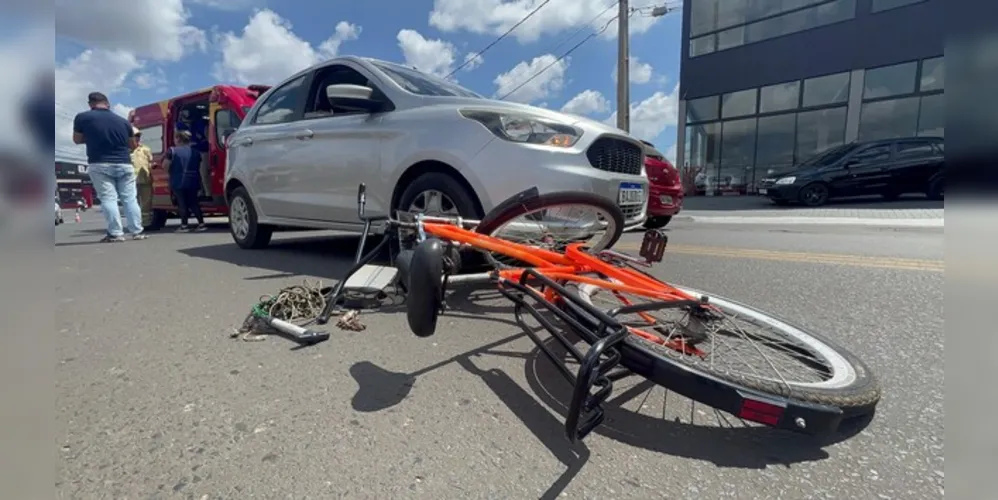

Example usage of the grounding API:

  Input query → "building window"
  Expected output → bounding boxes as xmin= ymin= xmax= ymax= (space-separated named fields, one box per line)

xmin=689 ymin=35 xmax=716 ymax=57
xmin=796 ymin=106 xmax=847 ymax=159
xmin=692 ymin=0 xmax=856 ymax=57
xmin=721 ymin=88 xmax=757 ymax=118
xmin=802 ymin=72 xmax=850 ymax=107
xmin=917 ymin=93 xmax=944 ymax=137
xmin=686 ymin=95 xmax=720 ymax=123
xmin=863 ymin=61 xmax=918 ymax=99
xmin=720 ymin=118 xmax=758 ymax=192
xmin=689 ymin=0 xmax=719 ymax=37
xmin=920 ymin=56 xmax=945 ymax=91
xmin=759 ymin=80 xmax=800 ymax=113
xmin=871 ymin=0 xmax=927 ymax=13
xmin=858 ymin=96 xmax=920 ymax=141
xmin=755 ymin=114 xmax=797 ymax=171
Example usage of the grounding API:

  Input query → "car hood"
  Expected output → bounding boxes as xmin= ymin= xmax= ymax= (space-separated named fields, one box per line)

xmin=417 ymin=96 xmax=635 ymax=138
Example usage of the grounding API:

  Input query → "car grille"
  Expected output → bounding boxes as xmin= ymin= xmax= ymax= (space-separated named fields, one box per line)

xmin=758 ymin=178 xmax=777 ymax=189
xmin=620 ymin=203 xmax=644 ymax=221
xmin=586 ymin=137 xmax=643 ymax=176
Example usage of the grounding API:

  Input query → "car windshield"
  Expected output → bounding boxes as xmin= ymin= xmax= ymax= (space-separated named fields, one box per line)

xmin=799 ymin=143 xmax=858 ymax=167
xmin=370 ymin=60 xmax=483 ymax=98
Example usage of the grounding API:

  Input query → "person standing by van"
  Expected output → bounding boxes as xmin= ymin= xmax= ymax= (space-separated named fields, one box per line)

xmin=163 ymin=130 xmax=206 ymax=232
xmin=129 ymin=127 xmax=154 ymax=229
xmin=72 ymin=91 xmax=147 ymax=242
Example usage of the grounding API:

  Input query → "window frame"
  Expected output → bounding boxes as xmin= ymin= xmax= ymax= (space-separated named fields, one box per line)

xmin=138 ymin=124 xmax=164 ymax=155
xmin=248 ymin=73 xmax=310 ymax=126
xmin=213 ymin=109 xmax=241 ymax=149
xmin=300 ymin=63 xmax=396 ymax=120
xmin=871 ymin=0 xmax=928 ymax=14
xmin=862 ymin=60 xmax=919 ymax=100
xmin=894 ymin=138 xmax=942 ymax=160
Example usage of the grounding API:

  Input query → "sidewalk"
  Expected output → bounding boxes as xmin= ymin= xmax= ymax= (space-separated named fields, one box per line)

xmin=675 ymin=194 xmax=944 ymax=227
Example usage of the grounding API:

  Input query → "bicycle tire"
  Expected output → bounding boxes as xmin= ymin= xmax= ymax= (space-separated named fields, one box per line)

xmin=475 ymin=191 xmax=625 ymax=252
xmin=560 ymin=281 xmax=881 ymax=418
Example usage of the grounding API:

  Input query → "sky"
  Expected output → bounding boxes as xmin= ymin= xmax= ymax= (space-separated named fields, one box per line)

xmin=53 ymin=0 xmax=683 ymax=163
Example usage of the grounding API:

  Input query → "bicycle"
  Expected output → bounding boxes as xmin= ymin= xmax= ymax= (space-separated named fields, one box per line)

xmin=284 ymin=183 xmax=881 ymax=443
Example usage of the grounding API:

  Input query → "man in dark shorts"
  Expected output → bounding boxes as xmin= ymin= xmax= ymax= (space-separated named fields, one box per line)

xmin=73 ymin=91 xmax=147 ymax=242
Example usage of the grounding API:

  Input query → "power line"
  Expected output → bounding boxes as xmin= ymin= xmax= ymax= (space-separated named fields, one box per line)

xmin=445 ymin=0 xmax=555 ymax=78
xmin=498 ymin=9 xmax=629 ymax=101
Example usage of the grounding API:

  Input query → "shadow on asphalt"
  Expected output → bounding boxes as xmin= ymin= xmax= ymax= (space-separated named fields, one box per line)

xmin=345 ymin=288 xmax=873 ymax=497
xmin=178 ymin=234 xmax=372 ymax=282
xmin=684 ymin=194 xmax=943 ymax=212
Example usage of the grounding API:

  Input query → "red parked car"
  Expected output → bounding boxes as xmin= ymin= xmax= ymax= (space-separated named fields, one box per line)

xmin=641 ymin=141 xmax=684 ymax=229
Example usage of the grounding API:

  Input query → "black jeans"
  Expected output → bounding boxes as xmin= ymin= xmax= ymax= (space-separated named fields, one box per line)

xmin=175 ymin=187 xmax=204 ymax=227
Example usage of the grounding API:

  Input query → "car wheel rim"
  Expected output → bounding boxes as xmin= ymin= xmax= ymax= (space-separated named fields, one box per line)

xmin=408 ymin=189 xmax=459 ymax=217
xmin=230 ymin=197 xmax=250 ymax=240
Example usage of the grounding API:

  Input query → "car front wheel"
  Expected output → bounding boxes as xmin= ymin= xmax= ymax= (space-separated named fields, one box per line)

xmin=228 ymin=187 xmax=273 ymax=249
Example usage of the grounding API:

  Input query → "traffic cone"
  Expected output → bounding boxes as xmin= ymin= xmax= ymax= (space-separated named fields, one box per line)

xmin=74 ymin=209 xmax=81 ymax=224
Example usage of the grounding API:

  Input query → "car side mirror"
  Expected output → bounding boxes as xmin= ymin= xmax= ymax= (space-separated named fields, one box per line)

xmin=326 ymin=84 xmax=382 ymax=113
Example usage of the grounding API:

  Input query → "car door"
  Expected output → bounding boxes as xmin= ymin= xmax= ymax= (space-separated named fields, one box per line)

xmin=292 ymin=63 xmax=391 ymax=223
xmin=892 ymin=139 xmax=943 ymax=193
xmin=229 ymin=74 xmax=311 ymax=219
xmin=834 ymin=144 xmax=893 ymax=196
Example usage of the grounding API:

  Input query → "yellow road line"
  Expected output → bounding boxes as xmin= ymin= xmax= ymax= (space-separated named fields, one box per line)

xmin=615 ymin=243 xmax=944 ymax=272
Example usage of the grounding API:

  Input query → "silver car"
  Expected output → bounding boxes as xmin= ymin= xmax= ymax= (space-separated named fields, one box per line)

xmin=224 ymin=56 xmax=648 ymax=249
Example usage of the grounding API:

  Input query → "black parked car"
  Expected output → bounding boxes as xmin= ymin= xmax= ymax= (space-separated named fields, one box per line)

xmin=758 ymin=137 xmax=944 ymax=207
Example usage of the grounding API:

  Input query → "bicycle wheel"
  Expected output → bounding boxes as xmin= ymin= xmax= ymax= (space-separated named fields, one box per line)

xmin=474 ymin=192 xmax=624 ymax=267
xmin=562 ymin=280 xmax=881 ymax=418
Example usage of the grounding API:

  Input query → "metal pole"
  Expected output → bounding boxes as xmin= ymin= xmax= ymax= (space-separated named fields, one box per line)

xmin=616 ymin=0 xmax=630 ymax=132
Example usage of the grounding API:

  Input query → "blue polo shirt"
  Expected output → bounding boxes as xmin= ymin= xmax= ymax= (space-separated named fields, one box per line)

xmin=73 ymin=108 xmax=134 ymax=164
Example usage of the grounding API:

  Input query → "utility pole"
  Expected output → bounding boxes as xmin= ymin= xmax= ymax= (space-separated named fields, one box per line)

xmin=616 ymin=0 xmax=630 ymax=132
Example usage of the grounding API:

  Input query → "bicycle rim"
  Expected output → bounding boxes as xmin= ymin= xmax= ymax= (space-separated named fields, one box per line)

xmin=566 ymin=280 xmax=880 ymax=411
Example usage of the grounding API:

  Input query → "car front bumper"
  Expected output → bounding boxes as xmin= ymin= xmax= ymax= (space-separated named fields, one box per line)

xmin=760 ymin=183 xmax=801 ymax=202
xmin=647 ymin=185 xmax=683 ymax=217
xmin=470 ymin=134 xmax=649 ymax=227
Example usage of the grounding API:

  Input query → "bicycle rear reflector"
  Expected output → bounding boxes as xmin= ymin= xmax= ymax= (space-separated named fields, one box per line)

xmin=737 ymin=397 xmax=786 ymax=426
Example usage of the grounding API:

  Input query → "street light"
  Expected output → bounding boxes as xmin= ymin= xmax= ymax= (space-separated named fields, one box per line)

xmin=616 ymin=2 xmax=678 ymax=132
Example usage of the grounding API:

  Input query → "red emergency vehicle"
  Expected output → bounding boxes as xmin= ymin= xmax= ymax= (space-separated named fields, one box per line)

xmin=128 ymin=84 xmax=268 ymax=230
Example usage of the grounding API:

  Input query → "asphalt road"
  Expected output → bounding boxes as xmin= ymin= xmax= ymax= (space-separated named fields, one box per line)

xmin=55 ymin=214 xmax=944 ymax=500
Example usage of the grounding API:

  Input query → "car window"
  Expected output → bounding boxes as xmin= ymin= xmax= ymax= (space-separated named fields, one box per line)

xmin=800 ymin=143 xmax=857 ymax=166
xmin=303 ymin=64 xmax=385 ymax=118
xmin=252 ymin=75 xmax=307 ymax=125
xmin=214 ymin=109 xmax=242 ymax=148
xmin=369 ymin=60 xmax=483 ymax=98
xmin=851 ymin=144 xmax=892 ymax=164
xmin=896 ymin=140 xmax=940 ymax=160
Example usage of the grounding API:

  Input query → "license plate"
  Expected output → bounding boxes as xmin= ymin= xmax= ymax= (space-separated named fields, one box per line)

xmin=659 ymin=195 xmax=673 ymax=205
xmin=618 ymin=182 xmax=644 ymax=205
xmin=758 ymin=189 xmax=767 ymax=195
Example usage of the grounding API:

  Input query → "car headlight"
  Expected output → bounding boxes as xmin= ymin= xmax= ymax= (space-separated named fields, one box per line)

xmin=459 ymin=110 xmax=582 ymax=147
xmin=775 ymin=176 xmax=796 ymax=185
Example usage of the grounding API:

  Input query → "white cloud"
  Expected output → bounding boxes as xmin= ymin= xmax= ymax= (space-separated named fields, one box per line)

xmin=214 ymin=10 xmax=361 ymax=84
xmin=54 ymin=0 xmax=205 ymax=61
xmin=429 ymin=0 xmax=664 ymax=44
xmin=189 ymin=0 xmax=266 ymax=10
xmin=463 ymin=52 xmax=485 ymax=71
xmin=604 ymin=84 xmax=680 ymax=142
xmin=397 ymin=29 xmax=458 ymax=78
xmin=664 ymin=143 xmax=677 ymax=163
xmin=494 ymin=54 xmax=569 ymax=103
xmin=55 ymin=49 xmax=145 ymax=161
xmin=610 ymin=56 xmax=654 ymax=84
xmin=560 ymin=90 xmax=610 ymax=116
xmin=132 ymin=68 xmax=168 ymax=91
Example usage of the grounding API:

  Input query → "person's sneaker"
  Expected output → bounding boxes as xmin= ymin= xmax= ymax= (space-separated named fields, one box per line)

xmin=175 ymin=226 xmax=191 ymax=233
xmin=129 ymin=233 xmax=148 ymax=241
xmin=193 ymin=224 xmax=208 ymax=232
xmin=100 ymin=234 xmax=126 ymax=243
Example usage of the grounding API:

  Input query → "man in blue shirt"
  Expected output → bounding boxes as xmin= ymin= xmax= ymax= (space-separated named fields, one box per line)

xmin=163 ymin=130 xmax=206 ymax=232
xmin=73 ymin=92 xmax=147 ymax=242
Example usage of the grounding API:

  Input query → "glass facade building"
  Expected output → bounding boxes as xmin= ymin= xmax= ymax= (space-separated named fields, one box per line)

xmin=676 ymin=0 xmax=943 ymax=195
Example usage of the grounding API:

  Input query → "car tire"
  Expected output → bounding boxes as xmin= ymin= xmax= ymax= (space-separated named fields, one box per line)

xmin=146 ymin=210 xmax=168 ymax=231
xmin=798 ymin=182 xmax=830 ymax=207
xmin=927 ymin=178 xmax=944 ymax=201
xmin=397 ymin=172 xmax=482 ymax=220
xmin=643 ymin=215 xmax=672 ymax=229
xmin=228 ymin=186 xmax=273 ymax=250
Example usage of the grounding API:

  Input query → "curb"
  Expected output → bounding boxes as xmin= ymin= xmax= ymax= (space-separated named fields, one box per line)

xmin=679 ymin=215 xmax=943 ymax=227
